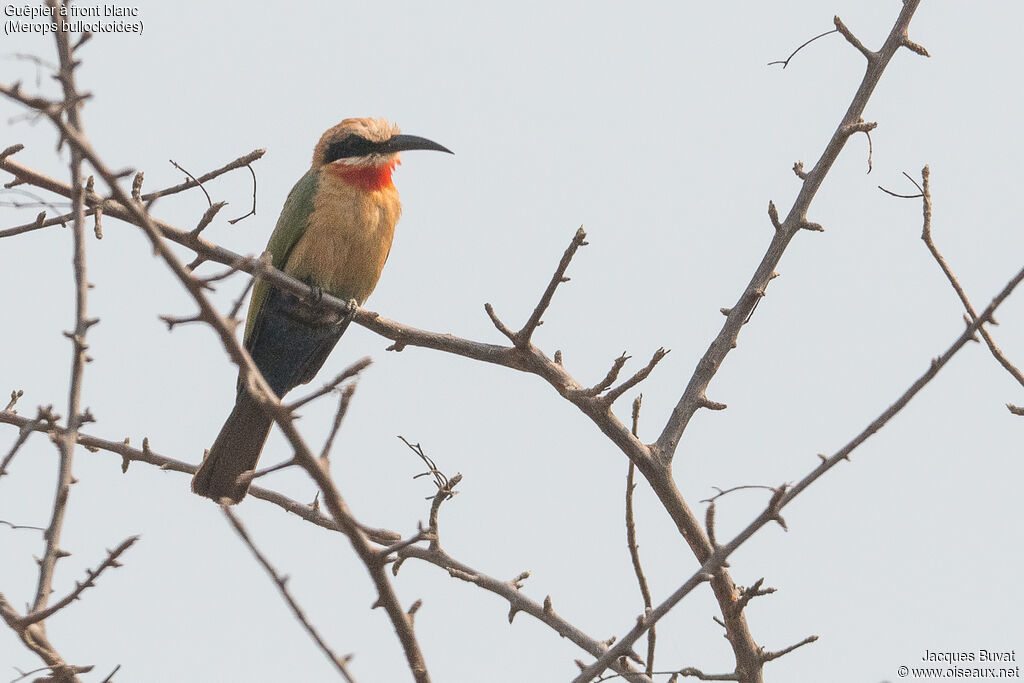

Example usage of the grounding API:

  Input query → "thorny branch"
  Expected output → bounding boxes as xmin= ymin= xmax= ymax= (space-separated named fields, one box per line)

xmin=654 ymin=0 xmax=930 ymax=465
xmin=32 ymin=0 xmax=91 ymax=630
xmin=882 ymin=166 xmax=1024 ymax=407
xmin=0 ymin=407 xmax=400 ymax=544
xmin=2 ymin=18 xmax=432 ymax=683
xmin=625 ymin=397 xmax=655 ymax=676
xmin=3 ymin=2 xmax=1017 ymax=683
xmin=392 ymin=451 xmax=652 ymax=683
xmin=20 ymin=536 xmax=139 ymax=627
xmin=223 ymin=507 xmax=357 ymax=682
xmin=573 ymin=259 xmax=1024 ymax=681
xmin=0 ymin=3 xmax=927 ymax=677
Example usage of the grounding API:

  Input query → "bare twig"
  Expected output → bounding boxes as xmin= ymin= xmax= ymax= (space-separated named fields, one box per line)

xmin=33 ymin=8 xmax=92 ymax=620
xmin=140 ymin=149 xmax=265 ymax=202
xmin=20 ymin=536 xmax=139 ymax=627
xmin=915 ymin=167 xmax=1024 ymax=392
xmin=880 ymin=166 xmax=1024 ymax=407
xmin=0 ymin=520 xmax=46 ymax=531
xmin=625 ymin=397 xmax=655 ymax=676
xmin=675 ymin=668 xmax=740 ymax=681
xmin=700 ymin=485 xmax=779 ymax=504
xmin=228 ymin=163 xmax=258 ymax=224
xmin=732 ymin=578 xmax=775 ymax=614
xmin=398 ymin=437 xmax=451 ymax=496
xmin=319 ymin=384 xmax=356 ymax=462
xmin=398 ymin=543 xmax=651 ymax=683
xmin=761 ymin=635 xmax=818 ymax=663
xmin=222 ymin=507 xmax=357 ymax=682
xmin=287 ymin=358 xmax=372 ymax=411
xmin=169 ymin=159 xmax=212 ymax=206
xmin=5 ymin=390 xmax=23 ymax=412
xmin=833 ymin=16 xmax=874 ymax=61
xmin=190 ymin=201 xmax=227 ymax=237
xmin=486 ymin=226 xmax=588 ymax=348
xmin=767 ymin=28 xmax=838 ymax=68
xmin=604 ymin=349 xmax=669 ymax=406
xmin=0 ymin=407 xmax=46 ymax=478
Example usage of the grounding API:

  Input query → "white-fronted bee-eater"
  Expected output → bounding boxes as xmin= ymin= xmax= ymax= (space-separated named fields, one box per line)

xmin=192 ymin=118 xmax=452 ymax=503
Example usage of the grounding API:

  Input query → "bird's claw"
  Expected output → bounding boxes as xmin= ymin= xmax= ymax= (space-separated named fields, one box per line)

xmin=343 ymin=298 xmax=359 ymax=322
xmin=309 ymin=284 xmax=324 ymax=305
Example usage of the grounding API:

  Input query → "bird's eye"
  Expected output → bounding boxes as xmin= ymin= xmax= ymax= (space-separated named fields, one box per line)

xmin=324 ymin=135 xmax=378 ymax=163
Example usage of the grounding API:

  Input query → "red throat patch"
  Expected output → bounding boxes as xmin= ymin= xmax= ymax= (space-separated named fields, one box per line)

xmin=327 ymin=159 xmax=399 ymax=192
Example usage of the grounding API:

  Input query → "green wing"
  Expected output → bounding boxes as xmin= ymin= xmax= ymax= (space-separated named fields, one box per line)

xmin=243 ymin=169 xmax=320 ymax=348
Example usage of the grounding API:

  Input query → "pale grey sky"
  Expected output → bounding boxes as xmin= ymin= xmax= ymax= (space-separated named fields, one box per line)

xmin=2 ymin=1 xmax=1022 ymax=681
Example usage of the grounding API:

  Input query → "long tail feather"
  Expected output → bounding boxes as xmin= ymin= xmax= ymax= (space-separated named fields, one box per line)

xmin=191 ymin=390 xmax=273 ymax=504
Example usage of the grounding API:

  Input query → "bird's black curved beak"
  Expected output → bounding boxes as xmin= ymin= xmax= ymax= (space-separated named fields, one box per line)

xmin=381 ymin=134 xmax=453 ymax=155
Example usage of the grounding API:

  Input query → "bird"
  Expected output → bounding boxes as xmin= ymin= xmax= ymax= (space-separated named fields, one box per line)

xmin=191 ymin=118 xmax=452 ymax=504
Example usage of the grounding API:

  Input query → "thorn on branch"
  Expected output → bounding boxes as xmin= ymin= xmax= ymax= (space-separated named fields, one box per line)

xmin=767 ymin=200 xmax=782 ymax=232
xmin=902 ymin=36 xmax=930 ymax=57
xmin=699 ymin=396 xmax=727 ymax=411
xmin=406 ymin=599 xmax=422 ymax=622
xmin=131 ymin=171 xmax=144 ymax=202
xmin=768 ymin=485 xmax=789 ymax=531
xmin=705 ymin=501 xmax=717 ymax=548
xmin=158 ymin=313 xmax=204 ymax=330
xmin=73 ymin=31 xmax=93 ymax=52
